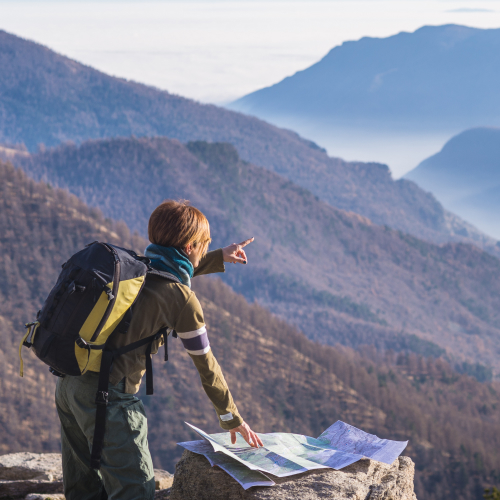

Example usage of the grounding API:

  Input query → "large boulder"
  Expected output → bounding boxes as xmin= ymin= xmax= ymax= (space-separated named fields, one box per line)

xmin=170 ymin=450 xmax=417 ymax=500
xmin=154 ymin=468 xmax=174 ymax=490
xmin=0 ymin=453 xmax=63 ymax=499
xmin=0 ymin=453 xmax=62 ymax=482
xmin=25 ymin=495 xmax=65 ymax=500
xmin=0 ymin=453 xmax=173 ymax=499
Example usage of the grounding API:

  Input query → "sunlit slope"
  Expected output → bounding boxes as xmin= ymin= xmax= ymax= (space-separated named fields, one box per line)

xmin=16 ymin=139 xmax=500 ymax=375
xmin=1 ymin=160 xmax=499 ymax=500
xmin=0 ymin=29 xmax=494 ymax=251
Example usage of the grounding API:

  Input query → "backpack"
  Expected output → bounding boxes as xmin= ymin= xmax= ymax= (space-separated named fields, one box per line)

xmin=19 ymin=241 xmax=179 ymax=469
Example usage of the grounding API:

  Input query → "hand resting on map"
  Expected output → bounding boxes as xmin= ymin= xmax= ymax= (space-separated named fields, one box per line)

xmin=229 ymin=421 xmax=263 ymax=448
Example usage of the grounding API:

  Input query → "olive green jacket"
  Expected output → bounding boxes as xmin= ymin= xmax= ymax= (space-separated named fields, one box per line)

xmin=102 ymin=249 xmax=242 ymax=430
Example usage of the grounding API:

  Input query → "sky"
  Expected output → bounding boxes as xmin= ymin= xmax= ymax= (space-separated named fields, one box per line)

xmin=1 ymin=0 xmax=500 ymax=104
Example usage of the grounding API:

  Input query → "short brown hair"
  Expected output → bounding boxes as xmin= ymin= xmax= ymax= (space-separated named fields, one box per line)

xmin=148 ymin=200 xmax=211 ymax=255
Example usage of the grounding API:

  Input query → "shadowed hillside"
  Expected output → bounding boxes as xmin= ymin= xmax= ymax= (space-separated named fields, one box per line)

xmin=14 ymin=138 xmax=500 ymax=377
xmin=0 ymin=29 xmax=496 ymax=253
xmin=0 ymin=160 xmax=499 ymax=500
xmin=406 ymin=127 xmax=500 ymax=239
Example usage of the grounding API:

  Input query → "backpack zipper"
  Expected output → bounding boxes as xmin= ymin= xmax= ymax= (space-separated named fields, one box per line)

xmin=59 ymin=277 xmax=94 ymax=337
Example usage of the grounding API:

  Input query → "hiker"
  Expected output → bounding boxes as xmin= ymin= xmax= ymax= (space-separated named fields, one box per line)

xmin=54 ymin=200 xmax=263 ymax=500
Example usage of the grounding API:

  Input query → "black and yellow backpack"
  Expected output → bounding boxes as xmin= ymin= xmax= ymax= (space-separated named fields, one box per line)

xmin=19 ymin=241 xmax=178 ymax=469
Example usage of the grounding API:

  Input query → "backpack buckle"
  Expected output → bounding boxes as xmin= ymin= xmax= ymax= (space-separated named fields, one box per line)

xmin=49 ymin=367 xmax=66 ymax=378
xmin=95 ymin=391 xmax=109 ymax=406
xmin=76 ymin=337 xmax=90 ymax=349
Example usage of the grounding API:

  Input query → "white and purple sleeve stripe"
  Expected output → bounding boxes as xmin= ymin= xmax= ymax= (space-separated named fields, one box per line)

xmin=177 ymin=326 xmax=210 ymax=355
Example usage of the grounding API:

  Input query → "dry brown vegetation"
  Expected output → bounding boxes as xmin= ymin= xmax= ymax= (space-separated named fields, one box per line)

xmin=0 ymin=161 xmax=499 ymax=500
xmin=16 ymin=138 xmax=500 ymax=377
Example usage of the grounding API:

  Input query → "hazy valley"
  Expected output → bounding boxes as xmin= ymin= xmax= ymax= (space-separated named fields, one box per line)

xmin=406 ymin=127 xmax=500 ymax=240
xmin=230 ymin=24 xmax=500 ymax=175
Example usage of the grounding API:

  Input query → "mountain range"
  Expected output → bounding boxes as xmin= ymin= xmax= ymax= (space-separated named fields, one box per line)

xmin=231 ymin=24 xmax=500 ymax=129
xmin=2 ymin=22 xmax=500 ymax=500
xmin=1 ymin=159 xmax=499 ymax=500
xmin=406 ymin=127 xmax=500 ymax=240
xmin=0 ymin=29 xmax=497 ymax=255
xmin=8 ymin=137 xmax=500 ymax=378
xmin=229 ymin=24 xmax=500 ymax=173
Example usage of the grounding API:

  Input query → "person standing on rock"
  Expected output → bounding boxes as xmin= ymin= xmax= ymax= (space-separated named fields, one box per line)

xmin=55 ymin=200 xmax=263 ymax=500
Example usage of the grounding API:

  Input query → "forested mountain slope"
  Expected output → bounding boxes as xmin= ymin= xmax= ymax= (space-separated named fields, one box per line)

xmin=16 ymin=138 xmax=500 ymax=376
xmin=0 ymin=29 xmax=495 ymax=253
xmin=406 ymin=127 xmax=500 ymax=239
xmin=0 ymin=160 xmax=499 ymax=500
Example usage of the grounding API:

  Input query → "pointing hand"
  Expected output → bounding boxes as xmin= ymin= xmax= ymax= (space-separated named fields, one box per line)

xmin=222 ymin=237 xmax=254 ymax=265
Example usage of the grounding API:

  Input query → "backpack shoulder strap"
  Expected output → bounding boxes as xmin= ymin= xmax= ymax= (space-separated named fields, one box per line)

xmin=146 ymin=268 xmax=181 ymax=283
xmin=112 ymin=268 xmax=180 ymax=336
xmin=90 ymin=327 xmax=168 ymax=470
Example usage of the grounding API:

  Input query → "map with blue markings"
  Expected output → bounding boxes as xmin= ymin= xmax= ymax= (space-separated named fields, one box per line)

xmin=178 ymin=421 xmax=408 ymax=490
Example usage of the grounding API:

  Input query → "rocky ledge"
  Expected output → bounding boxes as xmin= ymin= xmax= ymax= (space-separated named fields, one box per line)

xmin=170 ymin=450 xmax=417 ymax=500
xmin=1 ymin=451 xmax=417 ymax=500
xmin=0 ymin=453 xmax=63 ymax=499
xmin=0 ymin=453 xmax=173 ymax=499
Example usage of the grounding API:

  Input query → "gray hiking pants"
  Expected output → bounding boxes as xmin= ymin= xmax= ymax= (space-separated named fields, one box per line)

xmin=55 ymin=372 xmax=156 ymax=500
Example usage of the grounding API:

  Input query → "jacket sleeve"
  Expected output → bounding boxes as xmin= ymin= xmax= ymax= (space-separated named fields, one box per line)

xmin=189 ymin=351 xmax=243 ymax=430
xmin=174 ymin=292 xmax=242 ymax=430
xmin=194 ymin=249 xmax=225 ymax=277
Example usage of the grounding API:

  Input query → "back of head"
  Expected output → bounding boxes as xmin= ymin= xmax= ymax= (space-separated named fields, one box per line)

xmin=148 ymin=200 xmax=211 ymax=255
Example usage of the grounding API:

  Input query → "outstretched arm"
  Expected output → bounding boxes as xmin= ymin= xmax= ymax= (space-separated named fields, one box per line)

xmin=193 ymin=237 xmax=255 ymax=276
xmin=193 ymin=249 xmax=225 ymax=277
xmin=188 ymin=349 xmax=262 ymax=448
xmin=175 ymin=291 xmax=262 ymax=447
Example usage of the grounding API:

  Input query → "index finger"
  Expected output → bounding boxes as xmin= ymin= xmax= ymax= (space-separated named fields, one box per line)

xmin=238 ymin=237 xmax=255 ymax=248
xmin=251 ymin=431 xmax=262 ymax=448
xmin=239 ymin=428 xmax=252 ymax=446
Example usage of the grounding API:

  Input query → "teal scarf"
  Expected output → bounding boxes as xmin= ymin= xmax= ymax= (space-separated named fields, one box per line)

xmin=144 ymin=244 xmax=194 ymax=288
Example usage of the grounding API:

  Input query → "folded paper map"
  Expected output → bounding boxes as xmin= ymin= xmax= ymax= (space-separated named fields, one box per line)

xmin=178 ymin=421 xmax=408 ymax=490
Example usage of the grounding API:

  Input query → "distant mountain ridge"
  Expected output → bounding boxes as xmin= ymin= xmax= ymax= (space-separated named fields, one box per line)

xmin=0 ymin=29 xmax=497 ymax=254
xmin=406 ymin=127 xmax=500 ymax=239
xmin=229 ymin=24 xmax=500 ymax=174
xmin=14 ymin=137 xmax=500 ymax=376
xmin=231 ymin=24 xmax=500 ymax=130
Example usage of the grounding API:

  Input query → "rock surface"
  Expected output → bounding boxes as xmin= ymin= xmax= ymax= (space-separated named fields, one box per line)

xmin=154 ymin=468 xmax=174 ymax=490
xmin=0 ymin=453 xmax=173 ymax=499
xmin=25 ymin=495 xmax=65 ymax=500
xmin=155 ymin=489 xmax=171 ymax=500
xmin=0 ymin=453 xmax=62 ymax=482
xmin=170 ymin=450 xmax=418 ymax=500
xmin=0 ymin=453 xmax=63 ymax=499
